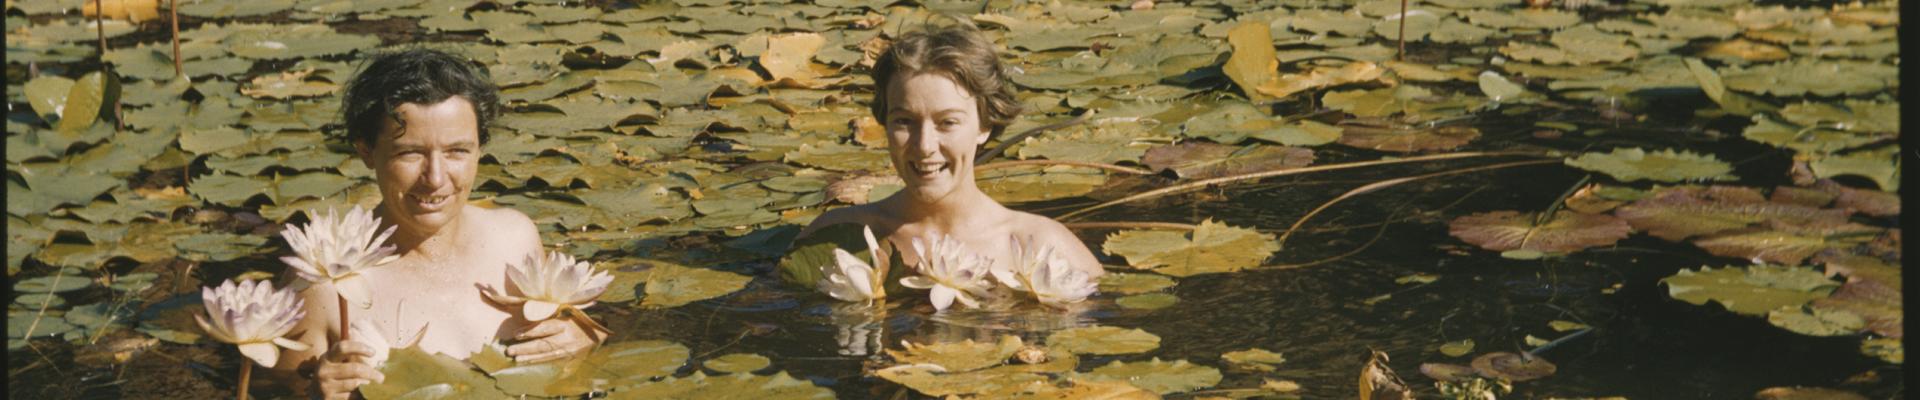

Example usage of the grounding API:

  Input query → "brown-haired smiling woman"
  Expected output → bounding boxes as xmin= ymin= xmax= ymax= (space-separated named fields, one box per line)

xmin=800 ymin=23 xmax=1106 ymax=309
xmin=270 ymin=49 xmax=603 ymax=399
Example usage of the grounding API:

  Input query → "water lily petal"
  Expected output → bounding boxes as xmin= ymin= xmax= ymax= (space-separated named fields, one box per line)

xmin=479 ymin=284 xmax=526 ymax=305
xmin=274 ymin=337 xmax=311 ymax=352
xmin=901 ymin=276 xmax=936 ymax=289
xmin=193 ymin=313 xmax=239 ymax=344
xmin=334 ymin=275 xmax=373 ymax=309
xmin=524 ymin=300 xmax=559 ymax=321
xmin=238 ymin=342 xmax=281 ymax=368
xmin=930 ymin=286 xmax=957 ymax=311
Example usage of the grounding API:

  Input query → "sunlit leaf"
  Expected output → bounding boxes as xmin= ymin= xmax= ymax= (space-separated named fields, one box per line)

xmin=1080 ymin=358 xmax=1221 ymax=395
xmin=639 ymin=263 xmax=752 ymax=309
xmin=1103 ymin=220 xmax=1277 ymax=276
xmin=1447 ymin=210 xmax=1630 ymax=253
xmin=1115 ymin=293 xmax=1177 ymax=310
xmin=887 ymin=335 xmax=1023 ymax=373
xmin=1221 ymin=348 xmax=1286 ymax=371
xmin=1662 ymin=265 xmax=1839 ymax=316
xmin=604 ymin=371 xmax=833 ymax=399
xmin=1047 ymin=326 xmax=1160 ymax=355
xmin=1564 ymin=148 xmax=1736 ymax=183
xmin=362 ymin=346 xmax=510 ymax=400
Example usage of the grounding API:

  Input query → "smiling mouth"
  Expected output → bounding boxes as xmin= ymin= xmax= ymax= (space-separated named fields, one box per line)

xmin=911 ymin=160 xmax=951 ymax=178
xmin=406 ymin=193 xmax=451 ymax=210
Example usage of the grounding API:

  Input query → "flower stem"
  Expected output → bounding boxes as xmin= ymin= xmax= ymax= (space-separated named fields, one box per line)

xmin=237 ymin=360 xmax=252 ymax=400
xmin=337 ymin=295 xmax=350 ymax=342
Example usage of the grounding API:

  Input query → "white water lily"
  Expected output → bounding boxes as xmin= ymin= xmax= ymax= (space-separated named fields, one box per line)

xmin=899 ymin=235 xmax=994 ymax=311
xmin=818 ymin=225 xmax=889 ymax=303
xmin=345 ymin=318 xmax=428 ymax=366
xmin=196 ymin=279 xmax=311 ymax=368
xmin=993 ymin=236 xmax=1098 ymax=308
xmin=279 ymin=206 xmax=399 ymax=308
xmin=481 ymin=251 xmax=614 ymax=322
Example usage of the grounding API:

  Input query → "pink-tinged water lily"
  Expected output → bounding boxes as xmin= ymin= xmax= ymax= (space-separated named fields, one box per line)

xmin=196 ymin=279 xmax=310 ymax=368
xmin=818 ymin=225 xmax=889 ymax=303
xmin=899 ymin=235 xmax=993 ymax=311
xmin=993 ymin=236 xmax=1097 ymax=308
xmin=280 ymin=206 xmax=399 ymax=308
xmin=481 ymin=251 xmax=614 ymax=322
xmin=346 ymin=318 xmax=428 ymax=366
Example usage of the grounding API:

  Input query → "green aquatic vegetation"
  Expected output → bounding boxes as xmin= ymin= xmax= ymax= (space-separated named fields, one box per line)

xmin=638 ymin=262 xmax=753 ymax=309
xmin=1096 ymin=272 xmax=1177 ymax=295
xmin=1221 ymin=348 xmax=1287 ymax=371
xmin=1080 ymin=358 xmax=1222 ymax=395
xmin=1563 ymin=148 xmax=1736 ymax=183
xmin=1718 ymin=59 xmax=1898 ymax=97
xmin=1103 ymin=219 xmax=1278 ymax=276
xmin=702 ymin=353 xmax=772 ymax=374
xmin=1115 ymin=293 xmax=1178 ymax=310
xmin=1046 ymin=326 xmax=1162 ymax=355
xmin=1447 ymin=210 xmax=1632 ymax=254
xmin=1662 ymin=265 xmax=1839 ymax=316
xmin=887 ymin=335 xmax=1025 ymax=373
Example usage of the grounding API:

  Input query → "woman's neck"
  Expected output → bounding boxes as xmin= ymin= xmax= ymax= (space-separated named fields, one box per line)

xmin=887 ymin=184 xmax=1002 ymax=234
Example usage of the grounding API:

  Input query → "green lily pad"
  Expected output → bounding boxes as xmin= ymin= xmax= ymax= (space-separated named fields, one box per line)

xmin=362 ymin=346 xmax=511 ymax=400
xmin=639 ymin=263 xmax=752 ymax=309
xmin=604 ymin=371 xmax=833 ymax=399
xmin=1141 ymin=143 xmax=1313 ymax=180
xmin=1439 ymin=339 xmax=1475 ymax=357
xmin=1860 ymin=338 xmax=1900 ymax=364
xmin=1047 ymin=326 xmax=1161 ymax=355
xmin=1221 ymin=348 xmax=1287 ymax=371
xmin=1719 ymin=60 xmax=1898 ymax=97
xmin=1447 ymin=210 xmax=1631 ymax=253
xmin=592 ymin=340 xmax=693 ymax=385
xmin=703 ymin=353 xmax=772 ymax=374
xmin=1662 ymin=265 xmax=1839 ymax=316
xmin=225 ymin=24 xmax=379 ymax=60
xmin=14 ymin=273 xmax=94 ymax=293
xmin=1080 ymin=358 xmax=1222 ymax=395
xmin=172 ymin=233 xmax=268 ymax=262
xmin=977 ymin=165 xmax=1108 ymax=204
xmin=1767 ymin=305 xmax=1865 ymax=336
xmin=779 ymin=223 xmax=876 ymax=288
xmin=1115 ymin=293 xmax=1178 ymax=310
xmin=9 ymin=309 xmax=81 ymax=341
xmin=1098 ymin=273 xmax=1176 ymax=295
xmin=1807 ymin=148 xmax=1899 ymax=192
xmin=1017 ymin=123 xmax=1165 ymax=165
xmin=784 ymin=142 xmax=890 ymax=172
xmin=887 ymin=335 xmax=1023 ymax=373
xmin=1565 ymin=148 xmax=1736 ymax=183
xmin=1103 ymin=219 xmax=1278 ymax=276
xmin=1779 ymin=100 xmax=1898 ymax=133
xmin=874 ymin=363 xmax=1050 ymax=397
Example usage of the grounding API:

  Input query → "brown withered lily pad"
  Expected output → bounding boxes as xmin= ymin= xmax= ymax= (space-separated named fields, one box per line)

xmin=1140 ymin=142 xmax=1313 ymax=180
xmin=1336 ymin=124 xmax=1480 ymax=153
xmin=1448 ymin=210 xmax=1631 ymax=253
xmin=1691 ymin=222 xmax=1882 ymax=265
xmin=1469 ymin=352 xmax=1556 ymax=382
xmin=1754 ymin=387 xmax=1869 ymax=400
xmin=1614 ymin=186 xmax=1849 ymax=241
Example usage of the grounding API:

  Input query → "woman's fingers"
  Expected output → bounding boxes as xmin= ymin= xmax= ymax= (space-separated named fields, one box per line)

xmin=514 ymin=318 xmax=567 ymax=340
xmin=332 ymin=340 xmax=378 ymax=362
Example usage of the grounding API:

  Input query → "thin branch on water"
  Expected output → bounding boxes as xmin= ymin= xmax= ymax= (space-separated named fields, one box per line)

xmin=1396 ymin=0 xmax=1408 ymax=60
xmin=170 ymin=0 xmax=182 ymax=76
xmin=1059 ymin=151 xmax=1548 ymax=221
xmin=976 ymin=159 xmax=1153 ymax=175
xmin=1275 ymin=159 xmax=1560 ymax=250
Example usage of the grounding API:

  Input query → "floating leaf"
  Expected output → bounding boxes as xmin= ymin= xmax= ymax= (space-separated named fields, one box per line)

xmin=1222 ymin=21 xmax=1279 ymax=101
xmin=1860 ymin=338 xmax=1901 ymax=364
xmin=605 ymin=371 xmax=834 ymax=399
xmin=24 ymin=75 xmax=74 ymax=126
xmin=14 ymin=273 xmax=94 ymax=293
xmin=1614 ymin=186 xmax=1847 ymax=241
xmin=887 ymin=336 xmax=1023 ymax=373
xmin=1469 ymin=352 xmax=1555 ymax=382
xmin=240 ymin=68 xmax=338 ymax=99
xmin=1439 ymin=339 xmax=1474 ymax=357
xmin=703 ymin=353 xmax=772 ymax=374
xmin=1221 ymin=348 xmax=1287 ymax=371
xmin=57 ymin=71 xmax=119 ymax=134
xmin=639 ymin=263 xmax=752 ymax=308
xmin=1753 ymin=387 xmax=1869 ymax=400
xmin=1548 ymin=320 xmax=1589 ymax=332
xmin=1564 ymin=148 xmax=1736 ymax=183
xmin=978 ymin=166 xmax=1107 ymax=204
xmin=1115 ymin=293 xmax=1177 ymax=310
xmin=1047 ymin=326 xmax=1161 ymax=355
xmin=1447 ymin=210 xmax=1630 ymax=253
xmin=1141 ymin=143 xmax=1313 ymax=180
xmin=361 ymin=346 xmax=510 ymax=400
xmin=874 ymin=363 xmax=1049 ymax=397
xmin=1097 ymin=272 xmax=1176 ymax=295
xmin=1766 ymin=306 xmax=1865 ymax=337
xmin=1719 ymin=60 xmax=1898 ymax=97
xmin=1102 ymin=220 xmax=1277 ymax=276
xmin=1476 ymin=71 xmax=1526 ymax=102
xmin=1080 ymin=358 xmax=1221 ymax=395
xmin=1662 ymin=265 xmax=1839 ymax=316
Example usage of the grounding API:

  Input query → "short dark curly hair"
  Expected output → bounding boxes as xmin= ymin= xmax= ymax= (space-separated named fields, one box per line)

xmin=340 ymin=48 xmax=500 ymax=147
xmin=868 ymin=22 xmax=1023 ymax=140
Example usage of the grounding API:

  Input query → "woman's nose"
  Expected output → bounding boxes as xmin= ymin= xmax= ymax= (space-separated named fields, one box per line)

xmin=422 ymin=153 xmax=449 ymax=187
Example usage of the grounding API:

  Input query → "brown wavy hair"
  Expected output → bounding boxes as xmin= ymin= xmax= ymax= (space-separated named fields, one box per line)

xmin=868 ymin=22 xmax=1023 ymax=140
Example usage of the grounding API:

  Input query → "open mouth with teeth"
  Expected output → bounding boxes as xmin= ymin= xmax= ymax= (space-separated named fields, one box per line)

xmin=406 ymin=193 xmax=452 ymax=210
xmin=910 ymin=160 xmax=951 ymax=179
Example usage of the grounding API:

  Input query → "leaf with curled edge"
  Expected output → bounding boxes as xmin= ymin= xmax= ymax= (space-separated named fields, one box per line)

xmin=885 ymin=335 xmax=1024 ymax=373
xmin=1614 ymin=185 xmax=1847 ymax=241
xmin=1661 ymin=264 xmax=1839 ymax=316
xmin=1448 ymin=210 xmax=1630 ymax=253
xmin=1080 ymin=358 xmax=1222 ymax=395
xmin=1102 ymin=219 xmax=1278 ymax=276
xmin=1565 ymin=148 xmax=1736 ymax=183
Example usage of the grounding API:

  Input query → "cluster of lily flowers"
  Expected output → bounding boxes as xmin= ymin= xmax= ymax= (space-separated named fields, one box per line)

xmin=194 ymin=206 xmax=615 ymax=398
xmin=817 ymin=226 xmax=1098 ymax=311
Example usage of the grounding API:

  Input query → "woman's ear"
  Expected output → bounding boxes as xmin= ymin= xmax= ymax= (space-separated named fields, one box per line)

xmin=975 ymin=127 xmax=992 ymax=146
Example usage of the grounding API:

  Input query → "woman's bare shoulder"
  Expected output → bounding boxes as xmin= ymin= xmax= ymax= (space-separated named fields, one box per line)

xmin=799 ymin=203 xmax=889 ymax=237
xmin=463 ymin=205 xmax=542 ymax=255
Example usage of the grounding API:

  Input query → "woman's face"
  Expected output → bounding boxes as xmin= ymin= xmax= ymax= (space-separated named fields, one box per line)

xmin=883 ymin=72 xmax=991 ymax=203
xmin=356 ymin=96 xmax=481 ymax=238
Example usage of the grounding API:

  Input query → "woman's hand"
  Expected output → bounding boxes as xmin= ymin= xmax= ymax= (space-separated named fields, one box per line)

xmin=312 ymin=340 xmax=384 ymax=400
xmin=506 ymin=318 xmax=602 ymax=363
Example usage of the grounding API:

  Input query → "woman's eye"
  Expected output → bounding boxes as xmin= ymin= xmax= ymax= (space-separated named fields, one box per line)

xmin=939 ymin=119 xmax=960 ymax=127
xmin=890 ymin=118 xmax=913 ymax=126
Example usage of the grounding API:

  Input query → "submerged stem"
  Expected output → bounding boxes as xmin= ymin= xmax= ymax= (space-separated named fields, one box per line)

xmin=337 ymin=295 xmax=350 ymax=342
xmin=170 ymin=0 xmax=181 ymax=76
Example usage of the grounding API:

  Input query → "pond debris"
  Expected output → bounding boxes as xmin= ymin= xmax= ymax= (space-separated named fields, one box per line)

xmin=1359 ymin=349 xmax=1412 ymax=400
